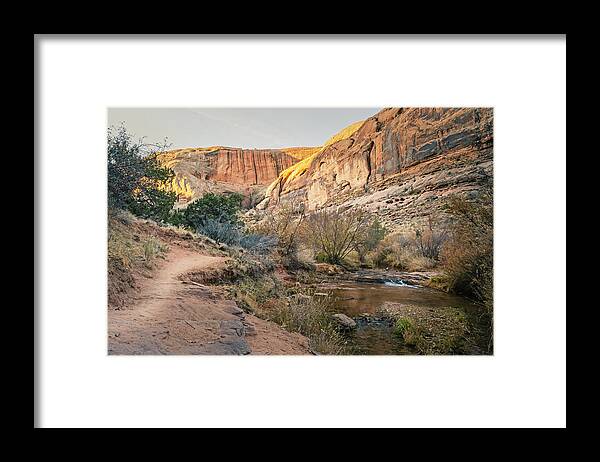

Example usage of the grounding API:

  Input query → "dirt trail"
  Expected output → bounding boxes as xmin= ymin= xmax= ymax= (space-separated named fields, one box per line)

xmin=108 ymin=247 xmax=310 ymax=355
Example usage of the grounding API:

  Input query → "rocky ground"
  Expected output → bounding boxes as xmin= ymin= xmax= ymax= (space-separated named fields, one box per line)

xmin=317 ymin=266 xmax=437 ymax=286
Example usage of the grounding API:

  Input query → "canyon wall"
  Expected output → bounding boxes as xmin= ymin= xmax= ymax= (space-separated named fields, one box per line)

xmin=258 ymin=107 xmax=493 ymax=231
xmin=157 ymin=108 xmax=493 ymax=232
xmin=157 ymin=147 xmax=300 ymax=205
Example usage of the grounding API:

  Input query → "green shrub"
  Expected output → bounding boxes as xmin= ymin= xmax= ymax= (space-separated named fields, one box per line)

xmin=166 ymin=209 xmax=187 ymax=227
xmin=182 ymin=192 xmax=243 ymax=230
xmin=394 ymin=317 xmax=414 ymax=337
xmin=107 ymin=124 xmax=176 ymax=221
xmin=314 ymin=252 xmax=329 ymax=263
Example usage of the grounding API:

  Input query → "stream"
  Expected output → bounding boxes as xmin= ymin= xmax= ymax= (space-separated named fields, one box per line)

xmin=323 ymin=279 xmax=486 ymax=355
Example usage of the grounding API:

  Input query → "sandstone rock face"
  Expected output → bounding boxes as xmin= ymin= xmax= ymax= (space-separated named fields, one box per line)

xmin=263 ymin=108 xmax=493 ymax=232
xmin=157 ymin=147 xmax=299 ymax=205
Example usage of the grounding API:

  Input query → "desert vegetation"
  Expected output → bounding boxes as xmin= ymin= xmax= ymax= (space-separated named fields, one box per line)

xmin=369 ymin=217 xmax=447 ymax=271
xmin=108 ymin=125 xmax=177 ymax=222
xmin=441 ymin=186 xmax=493 ymax=350
xmin=388 ymin=306 xmax=471 ymax=354
xmin=227 ymin=274 xmax=348 ymax=354
xmin=303 ymin=208 xmax=375 ymax=266
xmin=253 ymin=201 xmax=305 ymax=256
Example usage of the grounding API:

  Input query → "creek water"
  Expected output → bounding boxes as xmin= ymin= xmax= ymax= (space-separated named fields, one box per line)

xmin=324 ymin=280 xmax=483 ymax=355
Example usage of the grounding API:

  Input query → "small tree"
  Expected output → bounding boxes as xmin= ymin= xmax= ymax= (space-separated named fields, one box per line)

xmin=107 ymin=125 xmax=146 ymax=210
xmin=441 ymin=182 xmax=493 ymax=352
xmin=254 ymin=200 xmax=306 ymax=256
xmin=304 ymin=208 xmax=372 ymax=265
xmin=182 ymin=192 xmax=243 ymax=230
xmin=355 ymin=218 xmax=386 ymax=265
xmin=107 ymin=124 xmax=176 ymax=221
xmin=414 ymin=216 xmax=448 ymax=260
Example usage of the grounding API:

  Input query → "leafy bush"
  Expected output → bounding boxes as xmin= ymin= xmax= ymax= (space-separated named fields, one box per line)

xmin=181 ymin=192 xmax=243 ymax=230
xmin=166 ymin=209 xmax=187 ymax=228
xmin=107 ymin=124 xmax=176 ymax=221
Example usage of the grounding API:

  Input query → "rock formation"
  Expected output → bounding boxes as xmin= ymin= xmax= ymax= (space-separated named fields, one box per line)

xmin=259 ymin=107 xmax=493 ymax=231
xmin=157 ymin=108 xmax=493 ymax=232
xmin=157 ymin=146 xmax=304 ymax=206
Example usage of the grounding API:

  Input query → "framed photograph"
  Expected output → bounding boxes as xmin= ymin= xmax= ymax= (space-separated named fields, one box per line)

xmin=106 ymin=107 xmax=493 ymax=357
xmin=35 ymin=35 xmax=566 ymax=428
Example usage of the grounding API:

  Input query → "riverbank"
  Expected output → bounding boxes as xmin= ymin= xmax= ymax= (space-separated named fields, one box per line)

xmin=222 ymin=262 xmax=492 ymax=355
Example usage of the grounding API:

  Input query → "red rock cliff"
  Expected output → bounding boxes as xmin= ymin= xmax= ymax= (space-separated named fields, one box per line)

xmin=158 ymin=147 xmax=299 ymax=203
xmin=260 ymin=107 xmax=493 ymax=231
xmin=210 ymin=148 xmax=298 ymax=185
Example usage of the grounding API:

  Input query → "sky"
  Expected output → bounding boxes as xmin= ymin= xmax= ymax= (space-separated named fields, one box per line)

xmin=107 ymin=108 xmax=382 ymax=149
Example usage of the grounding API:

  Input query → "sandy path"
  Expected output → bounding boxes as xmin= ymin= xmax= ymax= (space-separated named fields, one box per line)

xmin=108 ymin=247 xmax=310 ymax=355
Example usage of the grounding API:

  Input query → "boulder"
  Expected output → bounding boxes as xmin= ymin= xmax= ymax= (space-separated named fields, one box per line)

xmin=332 ymin=313 xmax=357 ymax=329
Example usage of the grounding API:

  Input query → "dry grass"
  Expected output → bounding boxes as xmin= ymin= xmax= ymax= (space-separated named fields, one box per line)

xmin=268 ymin=289 xmax=346 ymax=354
xmin=370 ymin=231 xmax=437 ymax=271
xmin=442 ymin=194 xmax=493 ymax=296
xmin=228 ymin=275 xmax=348 ymax=355
xmin=143 ymin=237 xmax=167 ymax=267
xmin=441 ymin=192 xmax=493 ymax=352
xmin=384 ymin=304 xmax=472 ymax=354
xmin=108 ymin=212 xmax=169 ymax=270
